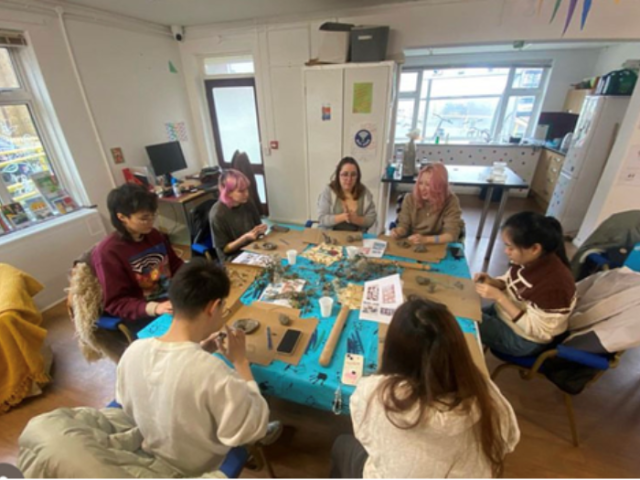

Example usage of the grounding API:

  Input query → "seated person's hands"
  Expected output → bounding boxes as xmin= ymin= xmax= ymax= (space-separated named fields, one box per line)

xmin=243 ymin=224 xmax=268 ymax=243
xmin=200 ymin=331 xmax=226 ymax=354
xmin=255 ymin=223 xmax=268 ymax=235
xmin=154 ymin=300 xmax=173 ymax=316
xmin=408 ymin=233 xmax=425 ymax=245
xmin=217 ymin=326 xmax=248 ymax=366
xmin=475 ymin=282 xmax=504 ymax=301
xmin=474 ymin=272 xmax=490 ymax=283
xmin=473 ymin=272 xmax=505 ymax=290
xmin=390 ymin=227 xmax=407 ymax=239
xmin=336 ymin=212 xmax=350 ymax=224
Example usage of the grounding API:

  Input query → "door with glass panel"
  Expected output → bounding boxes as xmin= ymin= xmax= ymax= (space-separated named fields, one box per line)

xmin=204 ymin=78 xmax=268 ymax=215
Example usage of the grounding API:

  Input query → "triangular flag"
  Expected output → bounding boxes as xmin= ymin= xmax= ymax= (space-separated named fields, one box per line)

xmin=550 ymin=0 xmax=563 ymax=23
xmin=581 ymin=0 xmax=593 ymax=30
xmin=563 ymin=0 xmax=579 ymax=34
xmin=168 ymin=61 xmax=178 ymax=73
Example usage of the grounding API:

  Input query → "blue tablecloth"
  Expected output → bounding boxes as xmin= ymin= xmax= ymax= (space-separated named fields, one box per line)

xmin=138 ymin=227 xmax=478 ymax=415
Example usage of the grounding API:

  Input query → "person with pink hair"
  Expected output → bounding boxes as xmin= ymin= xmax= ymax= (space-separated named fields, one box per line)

xmin=390 ymin=163 xmax=464 ymax=245
xmin=208 ymin=169 xmax=266 ymax=261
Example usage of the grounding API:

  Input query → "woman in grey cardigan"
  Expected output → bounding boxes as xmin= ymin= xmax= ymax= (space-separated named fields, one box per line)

xmin=317 ymin=157 xmax=377 ymax=232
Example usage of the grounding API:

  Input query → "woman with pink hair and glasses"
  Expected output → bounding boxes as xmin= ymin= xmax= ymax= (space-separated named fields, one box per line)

xmin=390 ymin=163 xmax=464 ymax=245
xmin=208 ymin=169 xmax=267 ymax=261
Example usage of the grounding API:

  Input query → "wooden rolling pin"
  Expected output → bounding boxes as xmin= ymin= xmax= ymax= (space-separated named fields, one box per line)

xmin=319 ymin=305 xmax=350 ymax=367
xmin=370 ymin=258 xmax=431 ymax=271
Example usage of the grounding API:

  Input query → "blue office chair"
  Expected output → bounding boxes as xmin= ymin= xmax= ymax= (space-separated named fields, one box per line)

xmin=189 ymin=199 xmax=218 ymax=261
xmin=106 ymin=401 xmax=274 ymax=478
xmin=490 ymin=251 xmax=639 ymax=446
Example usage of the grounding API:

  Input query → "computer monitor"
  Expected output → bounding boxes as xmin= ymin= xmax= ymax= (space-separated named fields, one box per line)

xmin=145 ymin=141 xmax=187 ymax=182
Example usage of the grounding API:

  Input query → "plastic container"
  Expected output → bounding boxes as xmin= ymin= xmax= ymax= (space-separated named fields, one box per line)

xmin=286 ymin=249 xmax=297 ymax=266
xmin=319 ymin=297 xmax=334 ymax=318
xmin=171 ymin=177 xmax=181 ymax=197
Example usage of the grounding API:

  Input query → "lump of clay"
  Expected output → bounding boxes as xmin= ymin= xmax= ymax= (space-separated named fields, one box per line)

xmin=396 ymin=240 xmax=411 ymax=249
xmin=414 ymin=244 xmax=427 ymax=253
xmin=262 ymin=242 xmax=277 ymax=251
xmin=272 ymin=225 xmax=290 ymax=233
xmin=279 ymin=314 xmax=292 ymax=326
xmin=346 ymin=234 xmax=363 ymax=242
xmin=416 ymin=276 xmax=431 ymax=286
xmin=233 ymin=318 xmax=260 ymax=335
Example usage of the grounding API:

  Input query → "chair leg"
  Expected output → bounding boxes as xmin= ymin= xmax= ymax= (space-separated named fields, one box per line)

xmin=563 ymin=393 xmax=580 ymax=447
xmin=258 ymin=445 xmax=276 ymax=478
xmin=247 ymin=445 xmax=276 ymax=478
xmin=491 ymin=362 xmax=511 ymax=381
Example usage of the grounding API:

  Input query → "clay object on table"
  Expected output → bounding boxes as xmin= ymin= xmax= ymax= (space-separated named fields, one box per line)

xmin=416 ymin=275 xmax=432 ymax=286
xmin=233 ymin=318 xmax=260 ymax=334
xmin=271 ymin=225 xmax=290 ymax=233
xmin=346 ymin=234 xmax=363 ymax=243
xmin=396 ymin=240 xmax=411 ymax=249
xmin=278 ymin=313 xmax=292 ymax=326
xmin=254 ymin=241 xmax=277 ymax=251
xmin=414 ymin=244 xmax=427 ymax=253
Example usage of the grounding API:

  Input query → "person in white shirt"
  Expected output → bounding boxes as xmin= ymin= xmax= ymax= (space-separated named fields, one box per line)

xmin=116 ymin=259 xmax=275 ymax=477
xmin=331 ymin=296 xmax=520 ymax=478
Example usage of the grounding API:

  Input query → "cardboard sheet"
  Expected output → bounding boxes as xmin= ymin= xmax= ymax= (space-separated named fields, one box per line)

xmin=226 ymin=303 xmax=319 ymax=367
xmin=401 ymin=269 xmax=482 ymax=322
xmin=224 ymin=264 xmax=260 ymax=316
xmin=378 ymin=235 xmax=447 ymax=263
xmin=243 ymin=229 xmax=309 ymax=256
xmin=301 ymin=228 xmax=364 ymax=246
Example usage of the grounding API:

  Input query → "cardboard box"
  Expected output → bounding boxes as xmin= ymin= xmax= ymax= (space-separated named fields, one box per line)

xmin=316 ymin=22 xmax=353 ymax=64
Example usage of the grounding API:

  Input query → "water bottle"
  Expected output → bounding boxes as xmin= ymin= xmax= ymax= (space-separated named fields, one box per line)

xmin=171 ymin=177 xmax=181 ymax=197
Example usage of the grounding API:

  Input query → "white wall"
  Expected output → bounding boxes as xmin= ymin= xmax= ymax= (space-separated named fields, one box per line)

xmin=404 ymin=48 xmax=602 ymax=112
xmin=66 ymin=19 xmax=201 ymax=182
xmin=181 ymin=0 xmax=640 ymax=228
xmin=0 ymin=210 xmax=106 ymax=310
xmin=0 ymin=5 xmax=197 ymax=307
xmin=593 ymin=42 xmax=640 ymax=76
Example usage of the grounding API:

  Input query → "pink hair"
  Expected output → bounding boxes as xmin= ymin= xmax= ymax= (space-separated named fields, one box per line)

xmin=413 ymin=163 xmax=450 ymax=213
xmin=219 ymin=169 xmax=250 ymax=207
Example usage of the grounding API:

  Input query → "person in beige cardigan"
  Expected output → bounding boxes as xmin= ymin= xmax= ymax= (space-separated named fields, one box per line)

xmin=391 ymin=163 xmax=464 ymax=245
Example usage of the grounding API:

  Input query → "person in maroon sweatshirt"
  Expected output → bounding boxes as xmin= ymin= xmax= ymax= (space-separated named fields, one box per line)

xmin=92 ymin=184 xmax=184 ymax=323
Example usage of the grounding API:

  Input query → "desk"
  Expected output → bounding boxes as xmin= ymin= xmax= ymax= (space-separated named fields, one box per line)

xmin=381 ymin=165 xmax=528 ymax=269
xmin=156 ymin=181 xmax=218 ymax=247
xmin=138 ymin=227 xmax=484 ymax=415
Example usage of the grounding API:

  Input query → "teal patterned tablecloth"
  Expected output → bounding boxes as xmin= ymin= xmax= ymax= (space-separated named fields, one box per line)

xmin=138 ymin=227 xmax=478 ymax=415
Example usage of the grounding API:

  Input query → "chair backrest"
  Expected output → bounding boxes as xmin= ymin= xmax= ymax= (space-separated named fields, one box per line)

xmin=231 ymin=150 xmax=261 ymax=212
xmin=189 ymin=198 xmax=216 ymax=245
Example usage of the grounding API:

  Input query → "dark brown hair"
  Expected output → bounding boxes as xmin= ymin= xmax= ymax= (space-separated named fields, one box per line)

xmin=107 ymin=184 xmax=158 ymax=241
xmin=376 ymin=296 xmax=509 ymax=476
xmin=329 ymin=156 xmax=365 ymax=200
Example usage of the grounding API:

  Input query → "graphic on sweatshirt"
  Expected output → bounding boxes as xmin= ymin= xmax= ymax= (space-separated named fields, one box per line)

xmin=129 ymin=243 xmax=172 ymax=301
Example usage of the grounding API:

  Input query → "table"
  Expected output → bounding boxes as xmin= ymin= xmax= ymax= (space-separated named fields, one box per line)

xmin=381 ymin=165 xmax=529 ymax=270
xmin=138 ymin=228 xmax=482 ymax=415
xmin=156 ymin=181 xmax=218 ymax=247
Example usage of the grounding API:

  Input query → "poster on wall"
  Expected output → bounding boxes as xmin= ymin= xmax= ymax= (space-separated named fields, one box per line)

xmin=352 ymin=82 xmax=373 ymax=114
xmin=350 ymin=122 xmax=378 ymax=162
xmin=165 ymin=122 xmax=188 ymax=142
xmin=110 ymin=147 xmax=125 ymax=164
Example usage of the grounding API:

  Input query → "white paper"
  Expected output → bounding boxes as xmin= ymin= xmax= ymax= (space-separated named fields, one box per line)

xmin=232 ymin=251 xmax=272 ymax=267
xmin=259 ymin=279 xmax=306 ymax=308
xmin=359 ymin=274 xmax=403 ymax=324
xmin=361 ymin=239 xmax=387 ymax=258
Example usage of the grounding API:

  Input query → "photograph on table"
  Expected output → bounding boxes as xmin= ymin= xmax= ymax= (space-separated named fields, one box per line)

xmin=360 ymin=274 xmax=404 ymax=324
xmin=300 ymin=242 xmax=344 ymax=266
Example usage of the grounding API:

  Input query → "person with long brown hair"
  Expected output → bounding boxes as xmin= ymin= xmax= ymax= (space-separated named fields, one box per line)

xmin=317 ymin=157 xmax=377 ymax=232
xmin=331 ymin=297 xmax=519 ymax=478
xmin=391 ymin=163 xmax=464 ymax=244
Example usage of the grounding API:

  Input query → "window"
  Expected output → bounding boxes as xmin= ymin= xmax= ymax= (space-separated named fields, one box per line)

xmin=395 ymin=66 xmax=549 ymax=144
xmin=0 ymin=41 xmax=79 ymax=234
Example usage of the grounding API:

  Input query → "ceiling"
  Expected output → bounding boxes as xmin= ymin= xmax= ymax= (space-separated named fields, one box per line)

xmin=56 ymin=0 xmax=408 ymax=27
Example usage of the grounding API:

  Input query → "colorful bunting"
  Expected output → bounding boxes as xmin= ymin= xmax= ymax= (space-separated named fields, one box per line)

xmin=543 ymin=0 xmax=619 ymax=34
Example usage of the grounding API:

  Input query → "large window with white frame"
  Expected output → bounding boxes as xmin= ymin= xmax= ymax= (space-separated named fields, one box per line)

xmin=0 ymin=39 xmax=79 ymax=235
xmin=396 ymin=66 xmax=550 ymax=144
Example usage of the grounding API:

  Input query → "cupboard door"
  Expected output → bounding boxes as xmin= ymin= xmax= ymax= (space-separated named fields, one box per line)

xmin=531 ymin=150 xmax=551 ymax=197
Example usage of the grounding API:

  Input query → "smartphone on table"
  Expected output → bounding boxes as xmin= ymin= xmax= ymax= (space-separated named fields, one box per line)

xmin=276 ymin=329 xmax=302 ymax=355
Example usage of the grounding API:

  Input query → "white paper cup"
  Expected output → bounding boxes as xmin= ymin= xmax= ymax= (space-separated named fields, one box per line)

xmin=346 ymin=246 xmax=360 ymax=259
xmin=286 ymin=249 xmax=297 ymax=265
xmin=319 ymin=296 xmax=333 ymax=318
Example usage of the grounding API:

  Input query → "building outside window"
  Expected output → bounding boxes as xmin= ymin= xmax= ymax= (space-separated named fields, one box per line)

xmin=395 ymin=66 xmax=549 ymax=144
xmin=0 ymin=37 xmax=79 ymax=234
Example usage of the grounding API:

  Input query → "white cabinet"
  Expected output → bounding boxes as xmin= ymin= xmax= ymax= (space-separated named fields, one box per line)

xmin=303 ymin=62 xmax=397 ymax=231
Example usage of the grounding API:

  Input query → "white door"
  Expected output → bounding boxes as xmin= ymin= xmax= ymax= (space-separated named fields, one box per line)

xmin=342 ymin=65 xmax=392 ymax=226
xmin=546 ymin=171 xmax=574 ymax=222
xmin=304 ymin=68 xmax=344 ymax=220
xmin=562 ymin=96 xmax=603 ymax=178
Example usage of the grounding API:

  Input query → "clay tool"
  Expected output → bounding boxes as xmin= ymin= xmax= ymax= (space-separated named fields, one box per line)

xmin=266 ymin=326 xmax=273 ymax=350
